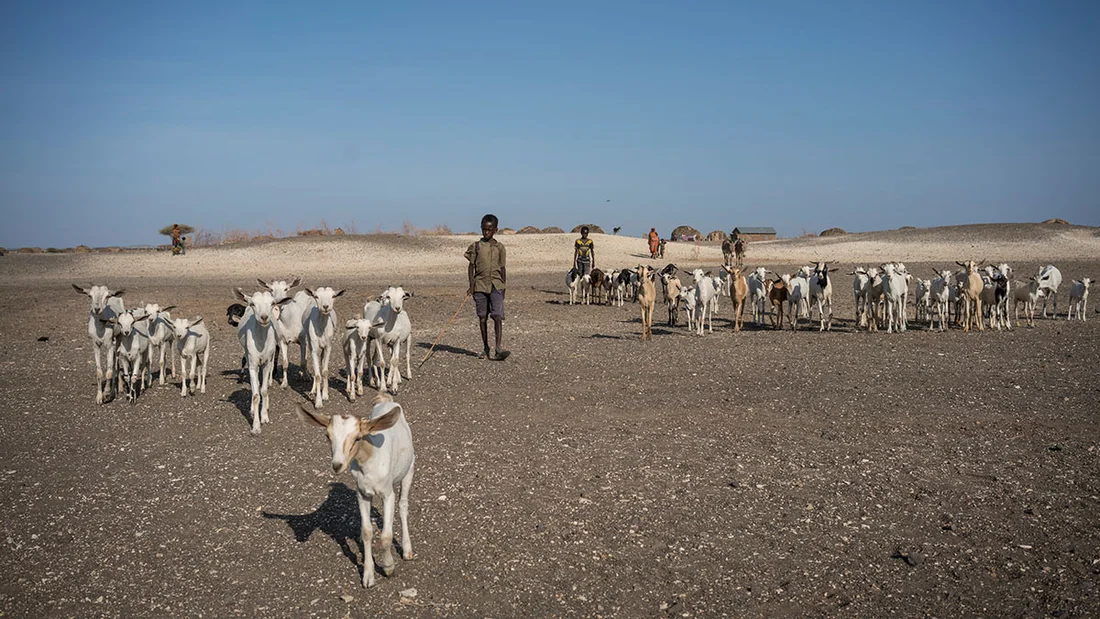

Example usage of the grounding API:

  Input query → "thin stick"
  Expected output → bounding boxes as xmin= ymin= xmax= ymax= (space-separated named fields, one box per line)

xmin=418 ymin=291 xmax=472 ymax=368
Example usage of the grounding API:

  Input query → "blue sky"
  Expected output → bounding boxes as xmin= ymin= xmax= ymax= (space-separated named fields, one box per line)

xmin=2 ymin=1 xmax=1099 ymax=247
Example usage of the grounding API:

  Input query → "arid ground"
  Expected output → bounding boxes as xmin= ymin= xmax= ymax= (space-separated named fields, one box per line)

xmin=1 ymin=224 xmax=1098 ymax=618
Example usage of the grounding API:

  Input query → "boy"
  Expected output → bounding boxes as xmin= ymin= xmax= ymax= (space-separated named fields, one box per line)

xmin=466 ymin=214 xmax=509 ymax=360
xmin=573 ymin=226 xmax=595 ymax=276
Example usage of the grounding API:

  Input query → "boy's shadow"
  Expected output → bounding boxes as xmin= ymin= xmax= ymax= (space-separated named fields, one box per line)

xmin=263 ymin=482 xmax=388 ymax=579
xmin=415 ymin=342 xmax=480 ymax=358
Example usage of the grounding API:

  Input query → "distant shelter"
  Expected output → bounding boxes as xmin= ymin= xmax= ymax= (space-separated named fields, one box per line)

xmin=732 ymin=226 xmax=777 ymax=242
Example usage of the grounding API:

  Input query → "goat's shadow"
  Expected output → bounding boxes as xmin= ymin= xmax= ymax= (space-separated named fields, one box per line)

xmin=262 ymin=482 xmax=393 ymax=580
xmin=226 ymin=388 xmax=256 ymax=427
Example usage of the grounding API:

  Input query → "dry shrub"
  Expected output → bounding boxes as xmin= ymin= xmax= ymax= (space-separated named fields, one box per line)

xmin=1042 ymin=218 xmax=1070 ymax=225
xmin=73 ymin=245 xmax=91 ymax=253
xmin=158 ymin=224 xmax=195 ymax=236
xmin=798 ymin=228 xmax=816 ymax=238
xmin=298 ymin=229 xmax=324 ymax=237
xmin=819 ymin=227 xmax=847 ymax=237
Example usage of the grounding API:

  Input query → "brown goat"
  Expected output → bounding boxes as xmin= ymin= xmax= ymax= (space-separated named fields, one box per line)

xmin=724 ymin=265 xmax=748 ymax=332
xmin=766 ymin=278 xmax=791 ymax=330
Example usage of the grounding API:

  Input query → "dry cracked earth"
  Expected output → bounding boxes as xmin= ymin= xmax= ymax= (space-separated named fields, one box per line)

xmin=1 ymin=260 xmax=1099 ymax=618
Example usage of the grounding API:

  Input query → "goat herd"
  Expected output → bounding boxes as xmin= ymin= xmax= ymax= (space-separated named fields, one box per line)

xmin=567 ymin=261 xmax=1091 ymax=339
xmin=70 ymin=262 xmax=1090 ymax=590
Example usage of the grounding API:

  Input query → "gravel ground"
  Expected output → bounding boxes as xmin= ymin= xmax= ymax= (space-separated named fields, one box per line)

xmin=1 ymin=226 xmax=1098 ymax=618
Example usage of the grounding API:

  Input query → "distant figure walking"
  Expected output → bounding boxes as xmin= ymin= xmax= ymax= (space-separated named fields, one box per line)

xmin=648 ymin=228 xmax=660 ymax=259
xmin=171 ymin=223 xmax=184 ymax=256
xmin=658 ymin=238 xmax=666 ymax=259
xmin=573 ymin=227 xmax=595 ymax=276
xmin=721 ymin=236 xmax=733 ymax=266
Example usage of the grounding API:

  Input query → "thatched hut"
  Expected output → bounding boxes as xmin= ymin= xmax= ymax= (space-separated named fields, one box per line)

xmin=542 ymin=226 xmax=564 ymax=233
xmin=517 ymin=226 xmax=541 ymax=234
xmin=819 ymin=227 xmax=847 ymax=237
xmin=670 ymin=225 xmax=702 ymax=241
xmin=570 ymin=224 xmax=605 ymax=234
xmin=706 ymin=230 xmax=728 ymax=242
xmin=1042 ymin=218 xmax=1070 ymax=225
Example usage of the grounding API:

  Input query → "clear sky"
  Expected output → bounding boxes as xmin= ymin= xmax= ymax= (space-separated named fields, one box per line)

xmin=2 ymin=1 xmax=1098 ymax=248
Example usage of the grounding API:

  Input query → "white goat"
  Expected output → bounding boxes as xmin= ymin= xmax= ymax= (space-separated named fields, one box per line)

xmin=362 ymin=296 xmax=386 ymax=389
xmin=73 ymin=284 xmax=125 ymax=404
xmin=1067 ymin=278 xmax=1092 ymax=321
xmin=929 ymin=269 xmax=954 ymax=332
xmin=808 ymin=262 xmax=837 ymax=331
xmin=259 ymin=278 xmax=312 ymax=388
xmin=1037 ymin=265 xmax=1062 ymax=318
xmin=343 ymin=317 xmax=373 ymax=401
xmin=691 ymin=269 xmax=718 ymax=335
xmin=297 ymin=394 xmax=416 ymax=588
xmin=660 ymin=272 xmax=682 ymax=327
xmin=849 ymin=268 xmax=870 ymax=329
xmin=235 ymin=288 xmax=293 ymax=434
xmin=143 ymin=303 xmax=178 ymax=385
xmin=172 ymin=316 xmax=210 ymax=396
xmin=679 ymin=286 xmax=697 ymax=332
xmin=786 ymin=271 xmax=810 ymax=331
xmin=303 ymin=287 xmax=346 ymax=408
xmin=880 ymin=263 xmax=908 ymax=333
xmin=1011 ymin=277 xmax=1044 ymax=328
xmin=371 ymin=287 xmax=414 ymax=394
xmin=112 ymin=309 xmax=151 ymax=404
xmin=914 ymin=279 xmax=932 ymax=326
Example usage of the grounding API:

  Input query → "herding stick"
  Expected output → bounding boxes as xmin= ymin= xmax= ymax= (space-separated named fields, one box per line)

xmin=418 ymin=291 xmax=472 ymax=368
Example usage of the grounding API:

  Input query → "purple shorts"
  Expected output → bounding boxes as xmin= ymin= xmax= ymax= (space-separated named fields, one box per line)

xmin=473 ymin=290 xmax=504 ymax=319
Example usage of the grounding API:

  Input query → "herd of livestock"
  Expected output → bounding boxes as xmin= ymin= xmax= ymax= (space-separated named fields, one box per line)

xmin=566 ymin=261 xmax=1092 ymax=338
xmin=69 ymin=261 xmax=1090 ymax=589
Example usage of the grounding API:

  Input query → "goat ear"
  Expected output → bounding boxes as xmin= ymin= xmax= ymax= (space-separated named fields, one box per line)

xmin=234 ymin=288 xmax=249 ymax=303
xmin=404 ymin=291 xmax=414 ymax=298
xmin=289 ymin=277 xmax=302 ymax=288
xmin=161 ymin=305 xmax=177 ymax=313
xmin=305 ymin=288 xmax=316 ymax=298
xmin=191 ymin=316 xmax=204 ymax=326
xmin=333 ymin=289 xmax=346 ymax=298
xmin=110 ymin=289 xmax=125 ymax=298
xmin=345 ymin=319 xmax=358 ymax=329
xmin=296 ymin=403 xmax=330 ymax=428
xmin=359 ymin=405 xmax=403 ymax=437
xmin=257 ymin=279 xmax=271 ymax=290
xmin=72 ymin=283 xmax=90 ymax=295
xmin=276 ymin=296 xmax=295 ymax=306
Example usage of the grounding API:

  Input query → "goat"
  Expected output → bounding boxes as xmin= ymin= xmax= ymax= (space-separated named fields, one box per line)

xmin=297 ymin=394 xmax=416 ymax=588
xmin=786 ymin=271 xmax=810 ymax=331
xmin=144 ymin=303 xmax=178 ymax=385
xmin=636 ymin=265 xmax=657 ymax=340
xmin=172 ymin=316 xmax=210 ymax=396
xmin=371 ymin=287 xmax=414 ymax=393
xmin=956 ymin=260 xmax=985 ymax=332
xmin=849 ymin=268 xmax=870 ymax=328
xmin=691 ymin=268 xmax=719 ymax=335
xmin=879 ymin=263 xmax=908 ymax=333
xmin=73 ymin=284 xmax=125 ymax=404
xmin=660 ymin=272 xmax=682 ymax=327
xmin=679 ymin=286 xmax=697 ymax=332
xmin=235 ymin=288 xmax=295 ymax=434
xmin=589 ymin=268 xmax=606 ymax=305
xmin=111 ymin=309 xmax=150 ymax=404
xmin=604 ymin=269 xmax=620 ymax=307
xmin=864 ymin=268 xmax=884 ymax=332
xmin=259 ymin=278 xmax=311 ymax=388
xmin=1037 ymin=265 xmax=1063 ymax=318
xmin=343 ymin=318 xmax=373 ymax=401
xmin=1067 ymin=278 xmax=1092 ymax=321
xmin=722 ymin=265 xmax=748 ymax=332
xmin=1011 ymin=277 xmax=1044 ymax=328
xmin=362 ymin=297 xmax=386 ymax=389
xmin=747 ymin=267 xmax=768 ymax=325
xmin=808 ymin=262 xmax=837 ymax=331
xmin=226 ymin=303 xmax=247 ymax=327
xmin=929 ymin=269 xmax=954 ymax=332
xmin=766 ymin=277 xmax=791 ymax=330
xmin=566 ymin=269 xmax=588 ymax=306
xmin=303 ymin=287 xmax=346 ymax=408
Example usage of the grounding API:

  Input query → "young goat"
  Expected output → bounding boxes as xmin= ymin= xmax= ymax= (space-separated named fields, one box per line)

xmin=112 ymin=309 xmax=150 ymax=404
xmin=144 ymin=303 xmax=178 ymax=385
xmin=297 ymin=395 xmax=416 ymax=588
xmin=303 ymin=287 xmax=346 ymax=408
xmin=1067 ymin=278 xmax=1092 ymax=321
xmin=235 ymin=289 xmax=295 ymax=434
xmin=172 ymin=316 xmax=210 ymax=396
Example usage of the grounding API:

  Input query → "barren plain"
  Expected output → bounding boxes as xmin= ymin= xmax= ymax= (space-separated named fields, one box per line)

xmin=1 ymin=223 xmax=1099 ymax=618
